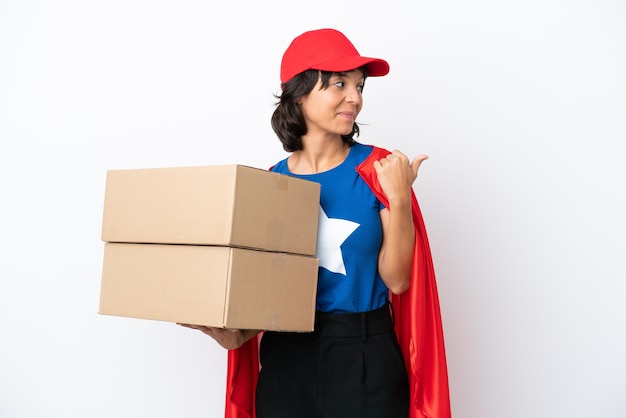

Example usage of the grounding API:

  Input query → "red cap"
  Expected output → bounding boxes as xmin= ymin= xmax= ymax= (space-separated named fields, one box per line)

xmin=280 ymin=28 xmax=390 ymax=83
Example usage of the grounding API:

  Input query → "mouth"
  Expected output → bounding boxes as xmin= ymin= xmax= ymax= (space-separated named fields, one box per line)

xmin=337 ymin=111 xmax=355 ymax=121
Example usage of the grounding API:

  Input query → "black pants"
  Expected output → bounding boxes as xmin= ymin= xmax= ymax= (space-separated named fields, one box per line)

xmin=256 ymin=304 xmax=409 ymax=418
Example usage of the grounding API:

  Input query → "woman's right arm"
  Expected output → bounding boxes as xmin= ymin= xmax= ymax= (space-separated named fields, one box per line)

xmin=177 ymin=324 xmax=261 ymax=350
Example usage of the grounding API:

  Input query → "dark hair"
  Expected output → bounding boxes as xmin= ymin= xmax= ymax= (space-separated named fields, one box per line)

xmin=271 ymin=69 xmax=365 ymax=152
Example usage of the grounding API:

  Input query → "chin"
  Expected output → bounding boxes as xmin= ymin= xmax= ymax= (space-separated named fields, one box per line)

xmin=339 ymin=127 xmax=353 ymax=136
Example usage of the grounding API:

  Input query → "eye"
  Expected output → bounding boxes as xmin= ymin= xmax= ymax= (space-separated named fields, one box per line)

xmin=357 ymin=84 xmax=364 ymax=93
xmin=333 ymin=80 xmax=345 ymax=88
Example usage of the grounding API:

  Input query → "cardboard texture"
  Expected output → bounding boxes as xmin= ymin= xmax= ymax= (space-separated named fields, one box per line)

xmin=99 ymin=243 xmax=319 ymax=332
xmin=101 ymin=164 xmax=320 ymax=256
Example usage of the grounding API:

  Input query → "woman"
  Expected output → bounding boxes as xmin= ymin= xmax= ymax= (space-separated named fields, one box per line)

xmin=182 ymin=28 xmax=450 ymax=418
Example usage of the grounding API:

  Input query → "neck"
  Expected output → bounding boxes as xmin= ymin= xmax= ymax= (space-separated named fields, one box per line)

xmin=289 ymin=136 xmax=350 ymax=174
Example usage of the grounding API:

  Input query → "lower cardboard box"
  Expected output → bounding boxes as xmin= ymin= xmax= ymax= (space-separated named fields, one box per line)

xmin=99 ymin=242 xmax=318 ymax=332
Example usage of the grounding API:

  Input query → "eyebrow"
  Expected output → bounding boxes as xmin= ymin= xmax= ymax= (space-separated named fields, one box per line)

xmin=332 ymin=71 xmax=366 ymax=81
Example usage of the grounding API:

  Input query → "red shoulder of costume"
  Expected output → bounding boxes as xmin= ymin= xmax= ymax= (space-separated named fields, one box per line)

xmin=355 ymin=145 xmax=391 ymax=206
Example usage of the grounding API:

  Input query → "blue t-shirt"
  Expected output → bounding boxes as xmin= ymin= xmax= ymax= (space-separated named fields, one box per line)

xmin=271 ymin=142 xmax=389 ymax=313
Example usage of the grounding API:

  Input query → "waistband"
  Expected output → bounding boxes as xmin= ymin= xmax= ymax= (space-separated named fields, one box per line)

xmin=314 ymin=303 xmax=394 ymax=341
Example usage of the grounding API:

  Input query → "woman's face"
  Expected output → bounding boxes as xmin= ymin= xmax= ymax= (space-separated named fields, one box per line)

xmin=299 ymin=69 xmax=365 ymax=138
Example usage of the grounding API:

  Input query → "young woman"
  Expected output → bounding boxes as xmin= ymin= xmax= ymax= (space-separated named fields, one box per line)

xmin=181 ymin=28 xmax=450 ymax=418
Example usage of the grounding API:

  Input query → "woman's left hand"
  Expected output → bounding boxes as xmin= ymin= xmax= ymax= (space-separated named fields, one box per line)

xmin=373 ymin=150 xmax=428 ymax=204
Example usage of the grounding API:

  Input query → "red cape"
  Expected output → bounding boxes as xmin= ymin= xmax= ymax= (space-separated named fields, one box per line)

xmin=225 ymin=146 xmax=451 ymax=418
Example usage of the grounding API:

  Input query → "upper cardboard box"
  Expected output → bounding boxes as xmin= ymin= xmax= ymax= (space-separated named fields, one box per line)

xmin=101 ymin=165 xmax=320 ymax=256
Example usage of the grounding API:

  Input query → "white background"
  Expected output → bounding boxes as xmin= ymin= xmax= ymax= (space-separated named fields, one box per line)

xmin=1 ymin=1 xmax=625 ymax=417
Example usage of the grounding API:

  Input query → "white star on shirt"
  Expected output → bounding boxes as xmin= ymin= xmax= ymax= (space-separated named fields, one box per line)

xmin=316 ymin=206 xmax=360 ymax=276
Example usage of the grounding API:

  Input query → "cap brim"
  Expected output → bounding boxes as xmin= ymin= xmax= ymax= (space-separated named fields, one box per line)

xmin=311 ymin=55 xmax=390 ymax=77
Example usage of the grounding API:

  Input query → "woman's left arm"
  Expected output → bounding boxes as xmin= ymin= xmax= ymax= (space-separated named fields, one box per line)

xmin=375 ymin=150 xmax=428 ymax=294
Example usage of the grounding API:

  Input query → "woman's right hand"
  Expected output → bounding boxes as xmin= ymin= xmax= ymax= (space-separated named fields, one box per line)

xmin=177 ymin=323 xmax=260 ymax=350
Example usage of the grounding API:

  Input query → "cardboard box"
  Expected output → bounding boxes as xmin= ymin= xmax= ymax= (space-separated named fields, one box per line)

xmin=101 ymin=165 xmax=320 ymax=256
xmin=99 ymin=243 xmax=319 ymax=332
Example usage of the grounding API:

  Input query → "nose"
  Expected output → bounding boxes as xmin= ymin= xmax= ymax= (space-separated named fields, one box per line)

xmin=345 ymin=86 xmax=362 ymax=105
